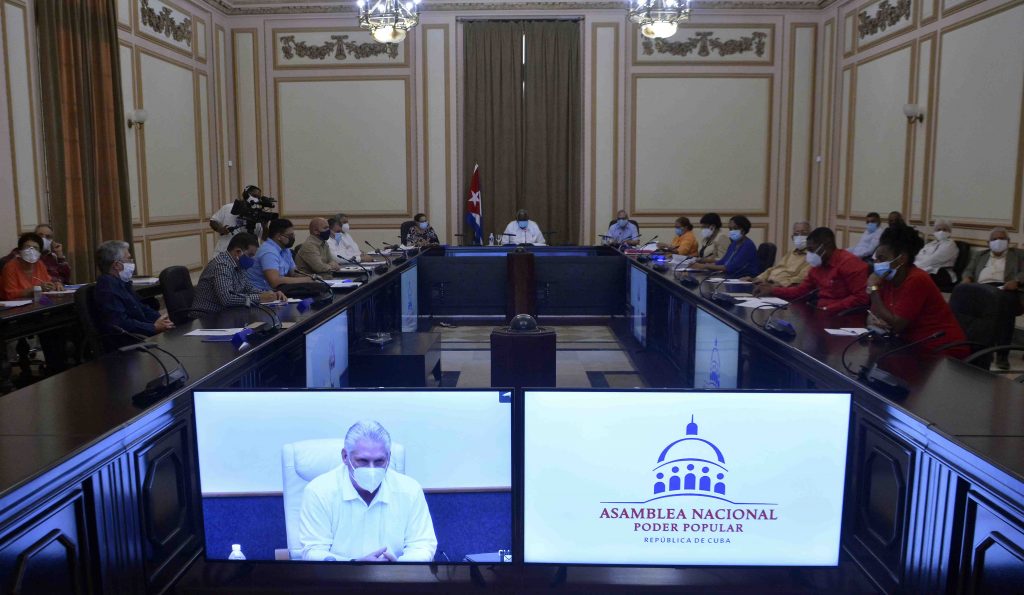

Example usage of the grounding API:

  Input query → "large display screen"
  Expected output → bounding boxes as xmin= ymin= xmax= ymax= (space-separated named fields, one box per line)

xmin=693 ymin=309 xmax=739 ymax=389
xmin=401 ymin=265 xmax=418 ymax=332
xmin=522 ymin=390 xmax=851 ymax=567
xmin=193 ymin=389 xmax=513 ymax=564
xmin=630 ymin=266 xmax=648 ymax=346
xmin=305 ymin=310 xmax=348 ymax=388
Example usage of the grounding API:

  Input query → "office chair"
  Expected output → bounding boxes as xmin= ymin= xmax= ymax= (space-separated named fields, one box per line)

xmin=399 ymin=220 xmax=416 ymax=245
xmin=277 ymin=439 xmax=406 ymax=560
xmin=73 ymin=284 xmax=106 ymax=361
xmin=756 ymin=242 xmax=777 ymax=272
xmin=948 ymin=282 xmax=1015 ymax=369
xmin=933 ymin=241 xmax=972 ymax=292
xmin=158 ymin=265 xmax=195 ymax=325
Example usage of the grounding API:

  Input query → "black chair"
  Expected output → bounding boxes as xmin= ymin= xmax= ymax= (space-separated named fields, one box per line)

xmin=399 ymin=220 xmax=416 ymax=245
xmin=934 ymin=241 xmax=972 ymax=293
xmin=159 ymin=266 xmax=195 ymax=325
xmin=756 ymin=242 xmax=777 ymax=272
xmin=948 ymin=283 xmax=1016 ymax=369
xmin=73 ymin=284 xmax=105 ymax=361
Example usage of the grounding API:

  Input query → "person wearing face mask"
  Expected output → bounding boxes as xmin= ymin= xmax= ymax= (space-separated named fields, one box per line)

xmin=866 ymin=224 xmax=969 ymax=359
xmin=690 ymin=216 xmax=761 ymax=278
xmin=849 ymin=212 xmax=883 ymax=259
xmin=189 ymin=233 xmax=286 ymax=318
xmin=299 ymin=420 xmax=437 ymax=562
xmin=1 ymin=233 xmax=64 ymax=299
xmin=296 ymin=218 xmax=343 ymax=276
xmin=757 ymin=227 xmax=869 ymax=312
xmin=914 ymin=219 xmax=959 ymax=283
xmin=502 ymin=209 xmax=546 ymax=246
xmin=747 ymin=221 xmax=812 ymax=287
xmin=696 ymin=213 xmax=731 ymax=262
xmin=961 ymin=227 xmax=1024 ymax=369
xmin=406 ymin=213 xmax=439 ymax=247
xmin=30 ymin=224 xmax=72 ymax=284
xmin=246 ymin=218 xmax=307 ymax=291
xmin=604 ymin=210 xmax=640 ymax=247
xmin=657 ymin=216 xmax=698 ymax=257
xmin=93 ymin=240 xmax=173 ymax=349
xmin=327 ymin=214 xmax=365 ymax=263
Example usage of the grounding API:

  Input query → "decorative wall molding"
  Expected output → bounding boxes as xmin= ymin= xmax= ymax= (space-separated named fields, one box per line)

xmin=641 ymin=31 xmax=768 ymax=59
xmin=634 ymin=25 xmax=774 ymax=65
xmin=858 ymin=0 xmax=912 ymax=40
xmin=140 ymin=0 xmax=193 ymax=47
xmin=279 ymin=34 xmax=397 ymax=61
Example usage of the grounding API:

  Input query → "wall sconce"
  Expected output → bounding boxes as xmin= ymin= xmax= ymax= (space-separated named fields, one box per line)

xmin=902 ymin=104 xmax=925 ymax=124
xmin=127 ymin=108 xmax=149 ymax=129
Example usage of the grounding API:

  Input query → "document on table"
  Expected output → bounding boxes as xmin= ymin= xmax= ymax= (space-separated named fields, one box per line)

xmin=43 ymin=290 xmax=78 ymax=295
xmin=825 ymin=328 xmax=869 ymax=336
xmin=262 ymin=298 xmax=304 ymax=305
xmin=0 ymin=300 xmax=32 ymax=308
xmin=325 ymin=279 xmax=362 ymax=288
xmin=185 ymin=328 xmax=244 ymax=337
xmin=130 ymin=277 xmax=159 ymax=286
xmin=736 ymin=297 xmax=788 ymax=308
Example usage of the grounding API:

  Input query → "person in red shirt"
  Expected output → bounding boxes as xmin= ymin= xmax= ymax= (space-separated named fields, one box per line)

xmin=867 ymin=225 xmax=970 ymax=359
xmin=0 ymin=224 xmax=73 ymax=285
xmin=756 ymin=227 xmax=869 ymax=313
xmin=1 ymin=233 xmax=64 ymax=299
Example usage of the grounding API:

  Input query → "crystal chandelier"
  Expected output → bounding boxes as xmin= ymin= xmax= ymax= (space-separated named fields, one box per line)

xmin=628 ymin=0 xmax=690 ymax=39
xmin=357 ymin=0 xmax=420 ymax=44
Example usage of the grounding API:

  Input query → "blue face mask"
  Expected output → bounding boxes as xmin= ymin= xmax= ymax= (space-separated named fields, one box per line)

xmin=617 ymin=218 xmax=628 ymax=227
xmin=418 ymin=221 xmax=429 ymax=230
xmin=728 ymin=229 xmax=742 ymax=242
xmin=518 ymin=220 xmax=529 ymax=230
xmin=238 ymin=254 xmax=256 ymax=270
xmin=866 ymin=222 xmax=879 ymax=233
xmin=333 ymin=232 xmax=343 ymax=242
xmin=674 ymin=227 xmax=684 ymax=237
xmin=873 ymin=259 xmax=900 ymax=280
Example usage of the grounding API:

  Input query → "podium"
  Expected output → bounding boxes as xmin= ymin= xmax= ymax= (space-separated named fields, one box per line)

xmin=490 ymin=327 xmax=556 ymax=388
xmin=506 ymin=250 xmax=536 ymax=322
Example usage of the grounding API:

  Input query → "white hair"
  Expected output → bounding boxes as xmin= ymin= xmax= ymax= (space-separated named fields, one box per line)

xmin=344 ymin=420 xmax=391 ymax=453
xmin=792 ymin=220 xmax=811 ymax=231
xmin=95 ymin=240 xmax=130 ymax=273
xmin=932 ymin=218 xmax=952 ymax=230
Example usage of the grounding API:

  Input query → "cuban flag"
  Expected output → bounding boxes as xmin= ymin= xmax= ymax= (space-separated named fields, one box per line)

xmin=465 ymin=164 xmax=483 ymax=245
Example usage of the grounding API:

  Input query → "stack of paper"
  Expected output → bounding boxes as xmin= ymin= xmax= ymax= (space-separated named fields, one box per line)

xmin=825 ymin=328 xmax=869 ymax=336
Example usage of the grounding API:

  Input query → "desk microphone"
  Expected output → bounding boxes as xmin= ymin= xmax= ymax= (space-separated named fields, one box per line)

xmin=299 ymin=272 xmax=336 ymax=305
xmin=342 ymin=255 xmax=382 ymax=277
xmin=634 ymin=236 xmax=658 ymax=262
xmin=364 ymin=241 xmax=393 ymax=268
xmin=859 ymin=330 xmax=945 ymax=396
xmin=702 ymin=276 xmax=738 ymax=306
xmin=248 ymin=299 xmax=283 ymax=334
xmin=115 ymin=329 xmax=189 ymax=406
xmin=757 ymin=289 xmax=819 ymax=338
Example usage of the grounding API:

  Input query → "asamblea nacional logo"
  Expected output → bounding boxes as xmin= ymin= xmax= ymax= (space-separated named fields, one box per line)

xmin=598 ymin=415 xmax=779 ymax=546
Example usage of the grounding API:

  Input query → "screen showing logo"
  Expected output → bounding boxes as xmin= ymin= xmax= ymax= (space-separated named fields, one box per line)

xmin=523 ymin=390 xmax=850 ymax=566
xmin=630 ymin=266 xmax=648 ymax=346
xmin=694 ymin=310 xmax=739 ymax=389
xmin=401 ymin=266 xmax=418 ymax=332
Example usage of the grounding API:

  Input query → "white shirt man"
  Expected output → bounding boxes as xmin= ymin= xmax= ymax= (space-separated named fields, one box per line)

xmin=501 ymin=219 xmax=546 ymax=245
xmin=210 ymin=202 xmax=243 ymax=254
xmin=327 ymin=216 xmax=362 ymax=263
xmin=914 ymin=223 xmax=958 ymax=275
xmin=849 ymin=215 xmax=883 ymax=259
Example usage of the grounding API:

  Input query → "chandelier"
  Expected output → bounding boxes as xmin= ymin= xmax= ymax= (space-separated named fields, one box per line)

xmin=628 ymin=0 xmax=690 ymax=39
xmin=357 ymin=0 xmax=420 ymax=44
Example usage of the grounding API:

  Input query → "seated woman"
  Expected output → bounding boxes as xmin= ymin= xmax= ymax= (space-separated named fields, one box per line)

xmin=658 ymin=216 xmax=698 ymax=257
xmin=690 ymin=215 xmax=760 ymax=278
xmin=867 ymin=224 xmax=969 ymax=359
xmin=406 ymin=213 xmax=440 ymax=247
xmin=696 ymin=213 xmax=731 ymax=263
xmin=1 ymin=233 xmax=64 ymax=299
xmin=914 ymin=218 xmax=959 ymax=286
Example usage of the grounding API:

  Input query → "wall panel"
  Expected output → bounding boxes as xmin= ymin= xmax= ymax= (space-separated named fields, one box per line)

xmin=591 ymin=23 xmax=619 ymax=244
xmin=216 ymin=26 xmax=230 ymax=205
xmin=632 ymin=74 xmax=772 ymax=217
xmin=3 ymin=0 xmax=40 ymax=231
xmin=233 ymin=30 xmax=262 ymax=192
xmin=423 ymin=25 xmax=450 ymax=242
xmin=119 ymin=44 xmax=142 ymax=225
xmin=147 ymin=232 xmax=203 ymax=272
xmin=197 ymin=73 xmax=212 ymax=218
xmin=786 ymin=24 xmax=816 ymax=233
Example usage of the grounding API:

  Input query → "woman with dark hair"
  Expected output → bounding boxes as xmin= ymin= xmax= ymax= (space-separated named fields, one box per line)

xmin=691 ymin=215 xmax=761 ymax=278
xmin=868 ymin=224 xmax=969 ymax=358
xmin=658 ymin=216 xmax=698 ymax=257
xmin=406 ymin=213 xmax=439 ymax=247
xmin=1 ymin=233 xmax=63 ymax=299
xmin=696 ymin=213 xmax=730 ymax=262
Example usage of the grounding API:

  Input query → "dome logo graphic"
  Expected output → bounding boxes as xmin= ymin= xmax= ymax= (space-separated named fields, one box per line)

xmin=602 ymin=415 xmax=776 ymax=506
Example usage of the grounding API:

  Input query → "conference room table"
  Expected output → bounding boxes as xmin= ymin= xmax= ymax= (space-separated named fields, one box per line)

xmin=0 ymin=245 xmax=1020 ymax=594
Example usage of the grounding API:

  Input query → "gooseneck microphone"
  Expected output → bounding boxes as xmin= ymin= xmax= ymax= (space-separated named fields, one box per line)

xmin=114 ymin=328 xmax=189 ymax=406
xmin=364 ymin=241 xmax=393 ymax=268
xmin=859 ymin=330 xmax=946 ymax=396
xmin=340 ymin=255 xmax=373 ymax=278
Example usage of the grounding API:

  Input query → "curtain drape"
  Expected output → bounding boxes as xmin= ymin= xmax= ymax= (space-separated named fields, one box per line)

xmin=36 ymin=0 xmax=133 ymax=282
xmin=463 ymin=22 xmax=524 ymax=244
xmin=522 ymin=21 xmax=581 ymax=246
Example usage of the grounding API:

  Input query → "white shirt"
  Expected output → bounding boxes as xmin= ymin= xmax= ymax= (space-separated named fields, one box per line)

xmin=328 ymin=232 xmax=361 ymax=263
xmin=914 ymin=238 xmax=958 ymax=275
xmin=501 ymin=220 xmax=546 ymax=245
xmin=211 ymin=203 xmax=242 ymax=254
xmin=299 ymin=466 xmax=436 ymax=562
xmin=978 ymin=253 xmax=1007 ymax=285
xmin=850 ymin=227 xmax=883 ymax=258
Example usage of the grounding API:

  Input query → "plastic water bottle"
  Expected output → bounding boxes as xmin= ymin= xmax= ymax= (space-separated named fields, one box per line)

xmin=488 ymin=233 xmax=495 ymax=246
xmin=228 ymin=544 xmax=246 ymax=560
xmin=32 ymin=286 xmax=42 ymax=302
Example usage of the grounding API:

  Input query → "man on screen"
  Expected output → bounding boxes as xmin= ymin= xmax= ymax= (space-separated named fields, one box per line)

xmin=299 ymin=420 xmax=437 ymax=562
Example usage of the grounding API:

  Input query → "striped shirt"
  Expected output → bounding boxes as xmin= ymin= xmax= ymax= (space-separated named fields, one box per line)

xmin=190 ymin=251 xmax=263 ymax=318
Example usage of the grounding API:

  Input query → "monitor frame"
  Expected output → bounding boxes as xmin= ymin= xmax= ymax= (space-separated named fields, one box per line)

xmin=190 ymin=387 xmax=517 ymax=567
xmin=691 ymin=307 xmax=744 ymax=390
xmin=303 ymin=308 xmax=350 ymax=389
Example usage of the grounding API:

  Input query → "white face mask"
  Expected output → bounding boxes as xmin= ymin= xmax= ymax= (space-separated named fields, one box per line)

xmin=42 ymin=238 xmax=52 ymax=252
xmin=20 ymin=248 xmax=40 ymax=264
xmin=341 ymin=223 xmax=351 ymax=233
xmin=805 ymin=250 xmax=823 ymax=268
xmin=700 ymin=227 xmax=714 ymax=239
xmin=792 ymin=235 xmax=808 ymax=250
xmin=990 ymin=239 xmax=1009 ymax=254
xmin=118 ymin=261 xmax=136 ymax=282
xmin=349 ymin=462 xmax=386 ymax=493
xmin=933 ymin=230 xmax=950 ymax=241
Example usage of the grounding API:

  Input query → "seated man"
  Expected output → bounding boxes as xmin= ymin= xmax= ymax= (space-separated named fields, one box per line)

xmin=295 ymin=218 xmax=342 ymax=276
xmin=502 ymin=209 xmax=546 ymax=245
xmin=299 ymin=420 xmax=437 ymax=562
xmin=849 ymin=212 xmax=883 ymax=259
xmin=189 ymin=233 xmax=286 ymax=318
xmin=1 ymin=224 xmax=72 ymax=284
xmin=748 ymin=221 xmax=812 ymax=288
xmin=327 ymin=214 xmax=364 ymax=263
xmin=604 ymin=210 xmax=639 ymax=247
xmin=94 ymin=240 xmax=174 ymax=348
xmin=246 ymin=218 xmax=311 ymax=291
xmin=915 ymin=219 xmax=959 ymax=285
xmin=757 ymin=227 xmax=869 ymax=313
xmin=405 ymin=213 xmax=439 ymax=247
xmin=961 ymin=227 xmax=1024 ymax=369
xmin=888 ymin=210 xmax=906 ymax=229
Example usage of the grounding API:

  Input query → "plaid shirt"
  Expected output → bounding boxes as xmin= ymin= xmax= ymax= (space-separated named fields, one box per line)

xmin=190 ymin=251 xmax=263 ymax=318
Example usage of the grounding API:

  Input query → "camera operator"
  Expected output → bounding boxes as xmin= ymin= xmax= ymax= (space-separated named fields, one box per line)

xmin=223 ymin=185 xmax=279 ymax=242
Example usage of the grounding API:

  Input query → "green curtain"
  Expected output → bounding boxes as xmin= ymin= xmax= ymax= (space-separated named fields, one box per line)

xmin=36 ymin=0 xmax=133 ymax=282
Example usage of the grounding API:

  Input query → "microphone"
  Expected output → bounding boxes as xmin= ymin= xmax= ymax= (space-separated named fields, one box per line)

xmin=701 ymin=276 xmax=738 ymax=306
xmin=297 ymin=272 xmax=336 ymax=305
xmin=247 ymin=299 xmax=283 ymax=335
xmin=634 ymin=236 xmax=658 ymax=262
xmin=114 ymin=329 xmax=189 ymax=406
xmin=859 ymin=331 xmax=946 ymax=396
xmin=365 ymin=240 xmax=392 ymax=268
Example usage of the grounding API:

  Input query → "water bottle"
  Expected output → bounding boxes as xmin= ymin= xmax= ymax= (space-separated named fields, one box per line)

xmin=228 ymin=544 xmax=246 ymax=560
xmin=488 ymin=233 xmax=495 ymax=246
xmin=32 ymin=286 xmax=42 ymax=302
